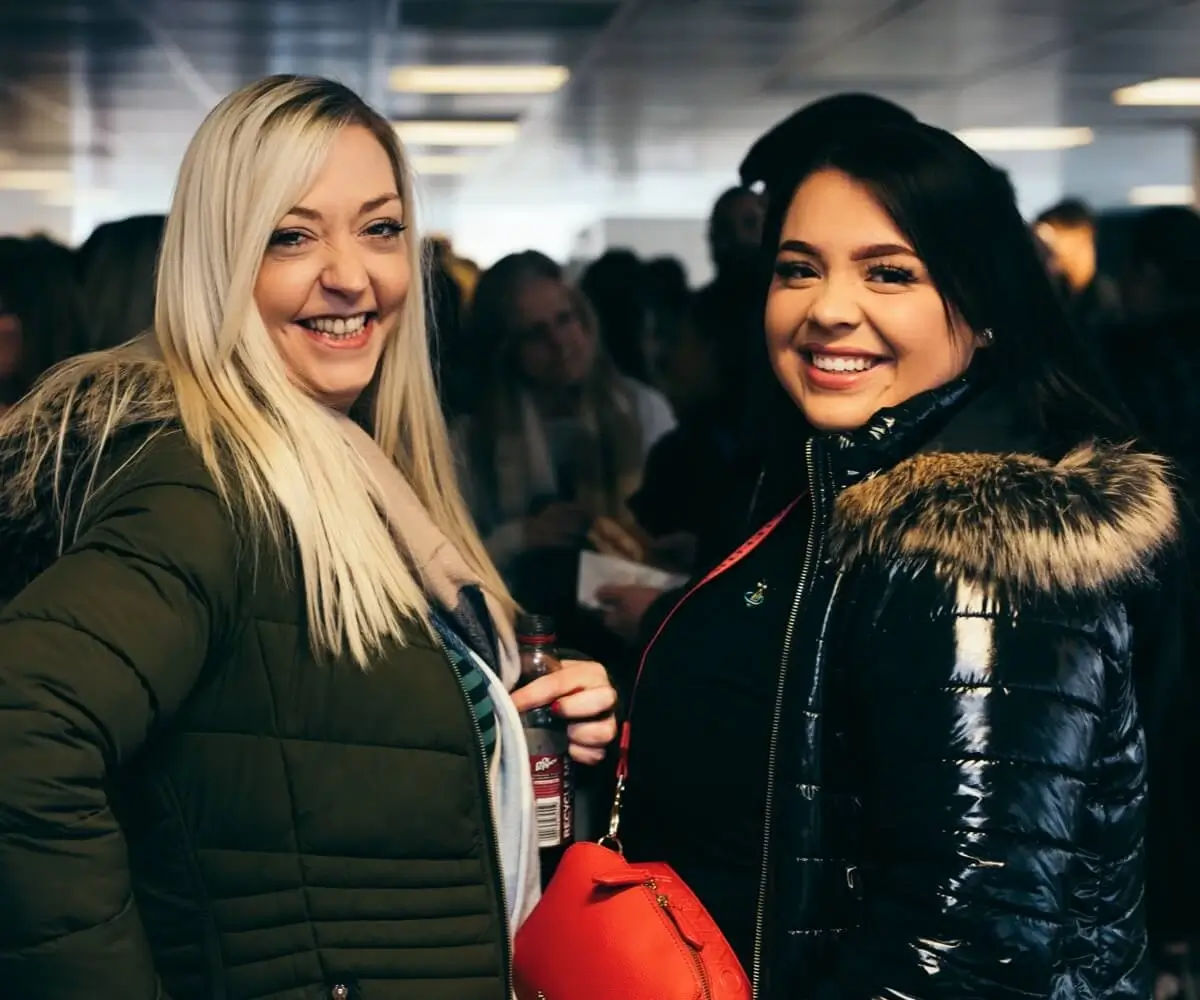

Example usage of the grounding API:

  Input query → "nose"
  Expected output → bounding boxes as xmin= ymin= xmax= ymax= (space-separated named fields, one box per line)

xmin=320 ymin=236 xmax=370 ymax=297
xmin=807 ymin=271 xmax=863 ymax=332
xmin=547 ymin=315 xmax=582 ymax=354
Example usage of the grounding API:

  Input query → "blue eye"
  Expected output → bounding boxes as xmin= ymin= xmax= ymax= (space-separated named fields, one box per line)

xmin=366 ymin=220 xmax=407 ymax=239
xmin=269 ymin=229 xmax=308 ymax=248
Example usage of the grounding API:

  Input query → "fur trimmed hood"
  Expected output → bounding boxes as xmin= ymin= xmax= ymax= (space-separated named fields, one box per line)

xmin=830 ymin=443 xmax=1178 ymax=598
xmin=0 ymin=355 xmax=174 ymax=601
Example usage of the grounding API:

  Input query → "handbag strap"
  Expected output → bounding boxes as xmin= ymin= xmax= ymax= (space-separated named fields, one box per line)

xmin=601 ymin=490 xmax=808 ymax=851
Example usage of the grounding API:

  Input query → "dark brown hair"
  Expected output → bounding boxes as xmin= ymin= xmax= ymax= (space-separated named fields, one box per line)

xmin=0 ymin=236 xmax=90 ymax=405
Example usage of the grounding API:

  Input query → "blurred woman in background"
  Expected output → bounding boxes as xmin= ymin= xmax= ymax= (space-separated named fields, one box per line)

xmin=75 ymin=213 xmax=166 ymax=349
xmin=457 ymin=250 xmax=675 ymax=577
xmin=0 ymin=235 xmax=89 ymax=412
xmin=579 ymin=249 xmax=659 ymax=387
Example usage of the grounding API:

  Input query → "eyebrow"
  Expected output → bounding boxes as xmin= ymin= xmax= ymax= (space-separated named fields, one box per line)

xmin=287 ymin=192 xmax=401 ymax=221
xmin=777 ymin=239 xmax=916 ymax=261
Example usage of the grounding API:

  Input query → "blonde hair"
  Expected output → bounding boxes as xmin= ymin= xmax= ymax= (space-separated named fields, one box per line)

xmin=4 ymin=75 xmax=513 ymax=665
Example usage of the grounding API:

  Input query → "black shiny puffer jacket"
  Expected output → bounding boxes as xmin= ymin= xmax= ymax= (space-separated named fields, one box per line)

xmin=759 ymin=382 xmax=1176 ymax=999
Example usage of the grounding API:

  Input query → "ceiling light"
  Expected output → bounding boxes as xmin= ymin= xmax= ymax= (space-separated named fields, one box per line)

xmin=0 ymin=169 xmax=72 ymax=191
xmin=393 ymin=120 xmax=520 ymax=147
xmin=389 ymin=65 xmax=569 ymax=95
xmin=409 ymin=154 xmax=475 ymax=176
xmin=1128 ymin=184 xmax=1195 ymax=206
xmin=1114 ymin=78 xmax=1200 ymax=106
xmin=954 ymin=127 xmax=1094 ymax=151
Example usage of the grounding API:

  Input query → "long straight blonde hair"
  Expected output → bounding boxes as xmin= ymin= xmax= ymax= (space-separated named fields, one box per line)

xmin=4 ymin=75 xmax=513 ymax=666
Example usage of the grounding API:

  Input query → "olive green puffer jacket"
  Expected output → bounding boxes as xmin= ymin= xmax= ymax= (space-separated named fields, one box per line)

xmin=0 ymin=424 xmax=511 ymax=1000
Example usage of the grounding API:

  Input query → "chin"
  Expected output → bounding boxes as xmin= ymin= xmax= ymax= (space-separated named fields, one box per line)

xmin=318 ymin=387 xmax=369 ymax=412
xmin=805 ymin=413 xmax=872 ymax=433
xmin=558 ymin=364 xmax=589 ymax=387
xmin=307 ymin=372 xmax=375 ymax=411
xmin=796 ymin=395 xmax=880 ymax=434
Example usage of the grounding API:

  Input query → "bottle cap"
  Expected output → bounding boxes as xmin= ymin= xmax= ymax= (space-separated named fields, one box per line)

xmin=516 ymin=613 xmax=557 ymax=645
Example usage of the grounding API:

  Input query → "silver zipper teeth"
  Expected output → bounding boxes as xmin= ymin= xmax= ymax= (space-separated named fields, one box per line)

xmin=431 ymin=631 xmax=513 ymax=997
xmin=653 ymin=884 xmax=714 ymax=1000
xmin=751 ymin=438 xmax=821 ymax=999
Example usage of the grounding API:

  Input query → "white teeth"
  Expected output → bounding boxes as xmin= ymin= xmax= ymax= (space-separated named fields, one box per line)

xmin=811 ymin=353 xmax=877 ymax=373
xmin=301 ymin=314 xmax=368 ymax=338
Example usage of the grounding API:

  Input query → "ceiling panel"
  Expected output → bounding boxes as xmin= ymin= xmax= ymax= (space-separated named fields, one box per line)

xmin=382 ymin=1 xmax=622 ymax=31
xmin=1 ymin=0 xmax=1200 ymax=255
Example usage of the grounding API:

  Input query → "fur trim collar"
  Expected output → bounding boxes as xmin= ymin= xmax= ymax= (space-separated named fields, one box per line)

xmin=0 ymin=355 xmax=173 ymax=601
xmin=830 ymin=444 xmax=1178 ymax=597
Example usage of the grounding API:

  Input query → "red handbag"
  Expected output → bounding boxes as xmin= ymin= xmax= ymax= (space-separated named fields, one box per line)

xmin=512 ymin=837 xmax=750 ymax=1000
xmin=512 ymin=500 xmax=803 ymax=1000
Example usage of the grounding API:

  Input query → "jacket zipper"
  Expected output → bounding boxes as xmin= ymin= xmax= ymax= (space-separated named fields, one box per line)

xmin=610 ymin=483 xmax=807 ymax=995
xmin=750 ymin=438 xmax=821 ymax=1000
xmin=431 ymin=630 xmax=513 ymax=999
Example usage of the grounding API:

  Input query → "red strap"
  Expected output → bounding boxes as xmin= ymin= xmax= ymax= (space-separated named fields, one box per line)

xmin=615 ymin=492 xmax=807 ymax=781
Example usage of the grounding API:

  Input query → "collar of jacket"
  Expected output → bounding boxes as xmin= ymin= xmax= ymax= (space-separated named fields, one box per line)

xmin=814 ymin=369 xmax=979 ymax=496
xmin=820 ymin=376 xmax=1179 ymax=602
xmin=0 ymin=405 xmax=170 ymax=603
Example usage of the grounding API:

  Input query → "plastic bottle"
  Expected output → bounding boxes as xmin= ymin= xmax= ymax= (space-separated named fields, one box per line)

xmin=517 ymin=613 xmax=574 ymax=874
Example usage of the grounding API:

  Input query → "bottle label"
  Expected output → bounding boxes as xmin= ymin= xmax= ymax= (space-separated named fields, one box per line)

xmin=530 ymin=752 xmax=572 ymax=848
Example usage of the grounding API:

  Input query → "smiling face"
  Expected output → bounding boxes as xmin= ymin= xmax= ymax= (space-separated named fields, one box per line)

xmin=511 ymin=275 xmax=597 ymax=391
xmin=254 ymin=124 xmax=411 ymax=411
xmin=765 ymin=169 xmax=979 ymax=432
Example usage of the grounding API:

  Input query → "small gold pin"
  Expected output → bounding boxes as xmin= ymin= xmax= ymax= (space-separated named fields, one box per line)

xmin=744 ymin=580 xmax=767 ymax=607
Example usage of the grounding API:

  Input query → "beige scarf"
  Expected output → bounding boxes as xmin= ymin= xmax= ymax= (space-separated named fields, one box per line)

xmin=332 ymin=412 xmax=521 ymax=688
xmin=331 ymin=413 xmax=544 ymax=937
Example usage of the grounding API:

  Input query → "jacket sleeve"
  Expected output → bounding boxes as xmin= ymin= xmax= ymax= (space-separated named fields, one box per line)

xmin=0 ymin=459 xmax=238 ymax=999
xmin=813 ymin=569 xmax=1123 ymax=1000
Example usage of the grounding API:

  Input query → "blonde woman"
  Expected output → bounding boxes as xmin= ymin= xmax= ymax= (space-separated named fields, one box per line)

xmin=458 ymin=252 xmax=675 ymax=578
xmin=0 ymin=76 xmax=616 ymax=1000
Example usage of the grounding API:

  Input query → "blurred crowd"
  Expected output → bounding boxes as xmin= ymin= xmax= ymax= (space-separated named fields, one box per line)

xmin=6 ymin=179 xmax=1200 ymax=667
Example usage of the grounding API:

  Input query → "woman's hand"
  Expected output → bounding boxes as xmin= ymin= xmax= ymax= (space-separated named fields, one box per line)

xmin=596 ymin=583 xmax=664 ymax=643
xmin=510 ymin=659 xmax=618 ymax=765
xmin=523 ymin=503 xmax=592 ymax=550
xmin=587 ymin=516 xmax=648 ymax=563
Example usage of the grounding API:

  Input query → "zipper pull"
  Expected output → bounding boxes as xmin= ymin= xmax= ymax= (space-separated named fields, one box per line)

xmin=654 ymin=890 xmax=706 ymax=950
xmin=593 ymin=868 xmax=656 ymax=888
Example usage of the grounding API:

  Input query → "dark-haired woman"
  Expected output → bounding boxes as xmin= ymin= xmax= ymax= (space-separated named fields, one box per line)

xmin=0 ymin=236 xmax=89 ymax=411
xmin=619 ymin=120 xmax=1176 ymax=998
xmin=75 ymin=214 xmax=166 ymax=350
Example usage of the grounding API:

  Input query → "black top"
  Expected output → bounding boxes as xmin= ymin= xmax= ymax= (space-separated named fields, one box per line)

xmin=620 ymin=493 xmax=810 ymax=970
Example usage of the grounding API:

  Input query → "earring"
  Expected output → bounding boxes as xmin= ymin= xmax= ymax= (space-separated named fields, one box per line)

xmin=980 ymin=327 xmax=994 ymax=344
